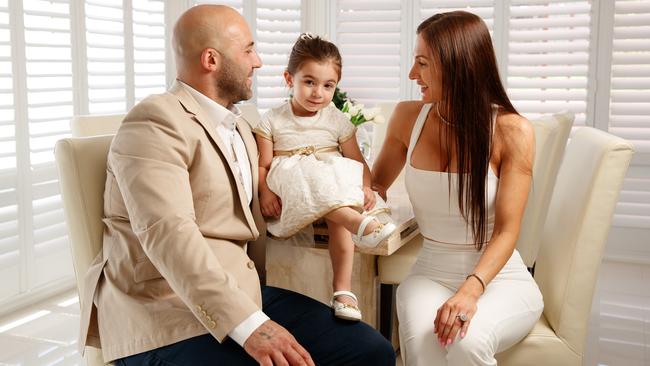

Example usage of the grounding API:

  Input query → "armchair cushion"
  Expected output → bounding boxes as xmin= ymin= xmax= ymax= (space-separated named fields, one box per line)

xmin=71 ymin=114 xmax=123 ymax=137
xmin=55 ymin=135 xmax=113 ymax=295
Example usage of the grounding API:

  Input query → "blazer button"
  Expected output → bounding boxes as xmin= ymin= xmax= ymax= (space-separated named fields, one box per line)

xmin=208 ymin=320 xmax=217 ymax=329
xmin=247 ymin=261 xmax=255 ymax=269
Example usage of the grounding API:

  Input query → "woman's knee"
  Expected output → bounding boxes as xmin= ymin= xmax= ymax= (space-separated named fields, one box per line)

xmin=396 ymin=276 xmax=428 ymax=305
xmin=446 ymin=330 xmax=496 ymax=365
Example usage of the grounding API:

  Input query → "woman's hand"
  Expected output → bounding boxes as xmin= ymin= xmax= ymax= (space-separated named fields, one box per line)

xmin=434 ymin=291 xmax=479 ymax=347
xmin=362 ymin=186 xmax=376 ymax=211
xmin=260 ymin=188 xmax=282 ymax=218
xmin=371 ymin=183 xmax=387 ymax=201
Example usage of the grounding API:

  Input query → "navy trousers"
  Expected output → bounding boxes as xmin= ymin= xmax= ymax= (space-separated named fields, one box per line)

xmin=116 ymin=286 xmax=396 ymax=366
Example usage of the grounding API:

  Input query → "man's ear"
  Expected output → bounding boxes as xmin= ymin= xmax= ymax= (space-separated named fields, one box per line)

xmin=200 ymin=48 xmax=220 ymax=72
xmin=283 ymin=70 xmax=293 ymax=88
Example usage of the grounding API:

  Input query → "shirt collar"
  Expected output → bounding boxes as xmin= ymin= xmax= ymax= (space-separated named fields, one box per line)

xmin=179 ymin=80 xmax=242 ymax=132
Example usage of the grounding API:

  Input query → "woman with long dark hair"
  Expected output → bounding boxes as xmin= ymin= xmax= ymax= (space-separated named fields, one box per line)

xmin=372 ymin=11 xmax=543 ymax=365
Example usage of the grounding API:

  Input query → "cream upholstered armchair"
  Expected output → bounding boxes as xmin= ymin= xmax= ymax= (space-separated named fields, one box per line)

xmin=55 ymin=134 xmax=114 ymax=366
xmin=70 ymin=114 xmax=123 ymax=137
xmin=517 ymin=113 xmax=574 ymax=269
xmin=496 ymin=127 xmax=633 ymax=365
xmin=58 ymin=114 xmax=124 ymax=365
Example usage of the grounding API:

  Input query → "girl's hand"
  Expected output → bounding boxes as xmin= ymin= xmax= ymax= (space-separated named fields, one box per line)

xmin=434 ymin=291 xmax=479 ymax=347
xmin=260 ymin=188 xmax=282 ymax=218
xmin=362 ymin=186 xmax=376 ymax=211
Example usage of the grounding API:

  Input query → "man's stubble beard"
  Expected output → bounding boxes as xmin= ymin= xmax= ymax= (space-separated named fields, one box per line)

xmin=216 ymin=55 xmax=253 ymax=105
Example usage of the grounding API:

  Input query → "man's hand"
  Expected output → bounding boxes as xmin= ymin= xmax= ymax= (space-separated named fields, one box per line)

xmin=243 ymin=320 xmax=314 ymax=366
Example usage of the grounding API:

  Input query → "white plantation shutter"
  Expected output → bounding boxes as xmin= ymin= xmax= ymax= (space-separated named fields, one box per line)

xmin=255 ymin=0 xmax=300 ymax=111
xmin=85 ymin=1 xmax=127 ymax=113
xmin=616 ymin=176 xmax=650 ymax=229
xmin=506 ymin=1 xmax=592 ymax=125
xmin=419 ymin=0 xmax=495 ymax=31
xmin=608 ymin=0 xmax=650 ymax=160
xmin=84 ymin=0 xmax=166 ymax=111
xmin=23 ymin=0 xmax=74 ymax=289
xmin=608 ymin=0 xmax=650 ymax=231
xmin=132 ymin=0 xmax=166 ymax=102
xmin=0 ymin=0 xmax=167 ymax=313
xmin=589 ymin=4 xmax=650 ymax=364
xmin=192 ymin=0 xmax=243 ymax=13
xmin=418 ymin=1 xmax=496 ymax=98
xmin=191 ymin=0 xmax=300 ymax=112
xmin=0 ymin=0 xmax=19 ymax=302
xmin=335 ymin=0 xmax=402 ymax=106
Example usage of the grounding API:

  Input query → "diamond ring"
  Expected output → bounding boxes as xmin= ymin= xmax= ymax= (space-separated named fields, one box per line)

xmin=456 ymin=313 xmax=468 ymax=322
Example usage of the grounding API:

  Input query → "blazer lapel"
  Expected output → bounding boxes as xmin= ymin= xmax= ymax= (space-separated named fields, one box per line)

xmin=169 ymin=81 xmax=259 ymax=236
xmin=237 ymin=114 xmax=266 ymax=239
xmin=236 ymin=116 xmax=259 ymax=195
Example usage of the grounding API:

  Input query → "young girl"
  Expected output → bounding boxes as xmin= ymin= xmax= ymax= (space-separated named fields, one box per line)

xmin=254 ymin=33 xmax=396 ymax=321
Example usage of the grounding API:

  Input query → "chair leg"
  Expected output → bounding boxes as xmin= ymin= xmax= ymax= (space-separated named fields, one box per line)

xmin=379 ymin=283 xmax=395 ymax=341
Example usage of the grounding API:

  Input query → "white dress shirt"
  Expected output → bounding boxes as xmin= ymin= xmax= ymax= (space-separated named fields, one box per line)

xmin=181 ymin=82 xmax=269 ymax=346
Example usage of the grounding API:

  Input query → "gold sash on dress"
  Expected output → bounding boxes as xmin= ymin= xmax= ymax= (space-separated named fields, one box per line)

xmin=273 ymin=145 xmax=339 ymax=157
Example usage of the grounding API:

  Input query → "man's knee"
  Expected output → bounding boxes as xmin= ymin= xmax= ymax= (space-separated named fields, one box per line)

xmin=355 ymin=331 xmax=396 ymax=366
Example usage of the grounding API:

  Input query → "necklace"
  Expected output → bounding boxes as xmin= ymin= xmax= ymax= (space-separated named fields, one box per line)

xmin=435 ymin=102 xmax=454 ymax=127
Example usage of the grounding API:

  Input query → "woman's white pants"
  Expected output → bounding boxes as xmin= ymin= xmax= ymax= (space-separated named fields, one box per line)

xmin=396 ymin=249 xmax=543 ymax=366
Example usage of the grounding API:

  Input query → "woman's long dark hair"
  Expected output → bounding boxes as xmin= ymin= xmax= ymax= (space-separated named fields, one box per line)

xmin=417 ymin=11 xmax=518 ymax=250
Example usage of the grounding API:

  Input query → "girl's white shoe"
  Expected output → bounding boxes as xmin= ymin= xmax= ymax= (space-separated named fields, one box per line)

xmin=331 ymin=290 xmax=362 ymax=321
xmin=352 ymin=215 xmax=397 ymax=248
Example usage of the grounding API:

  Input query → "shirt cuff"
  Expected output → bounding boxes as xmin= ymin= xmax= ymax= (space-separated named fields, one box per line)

xmin=228 ymin=310 xmax=270 ymax=347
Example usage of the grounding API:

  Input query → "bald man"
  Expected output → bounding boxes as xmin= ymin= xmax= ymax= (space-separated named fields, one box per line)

xmin=77 ymin=5 xmax=395 ymax=366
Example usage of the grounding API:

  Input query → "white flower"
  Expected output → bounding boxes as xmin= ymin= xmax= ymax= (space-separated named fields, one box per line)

xmin=373 ymin=114 xmax=385 ymax=124
xmin=362 ymin=107 xmax=379 ymax=121
xmin=349 ymin=104 xmax=361 ymax=116
xmin=343 ymin=112 xmax=351 ymax=119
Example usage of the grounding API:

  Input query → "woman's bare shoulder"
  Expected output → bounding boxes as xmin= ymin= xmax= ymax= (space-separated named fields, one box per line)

xmin=388 ymin=101 xmax=427 ymax=142
xmin=393 ymin=100 xmax=426 ymax=117
xmin=494 ymin=112 xmax=535 ymax=170
xmin=495 ymin=112 xmax=534 ymax=146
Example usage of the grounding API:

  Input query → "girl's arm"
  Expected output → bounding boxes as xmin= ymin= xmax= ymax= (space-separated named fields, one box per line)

xmin=435 ymin=113 xmax=536 ymax=346
xmin=340 ymin=136 xmax=375 ymax=211
xmin=256 ymin=135 xmax=282 ymax=218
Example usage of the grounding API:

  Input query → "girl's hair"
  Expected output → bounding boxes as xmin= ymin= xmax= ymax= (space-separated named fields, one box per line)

xmin=417 ymin=11 xmax=518 ymax=251
xmin=287 ymin=33 xmax=343 ymax=80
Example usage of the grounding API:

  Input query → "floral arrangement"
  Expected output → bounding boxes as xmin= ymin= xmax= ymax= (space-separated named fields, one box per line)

xmin=333 ymin=87 xmax=385 ymax=127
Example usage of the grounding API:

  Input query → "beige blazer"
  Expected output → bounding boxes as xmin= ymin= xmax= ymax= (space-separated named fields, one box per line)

xmin=78 ymin=81 xmax=267 ymax=362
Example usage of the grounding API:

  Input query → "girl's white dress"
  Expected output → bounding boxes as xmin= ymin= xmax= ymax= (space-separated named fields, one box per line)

xmin=254 ymin=102 xmax=365 ymax=238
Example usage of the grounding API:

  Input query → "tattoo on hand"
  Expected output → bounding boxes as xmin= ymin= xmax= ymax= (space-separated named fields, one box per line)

xmin=258 ymin=331 xmax=272 ymax=340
